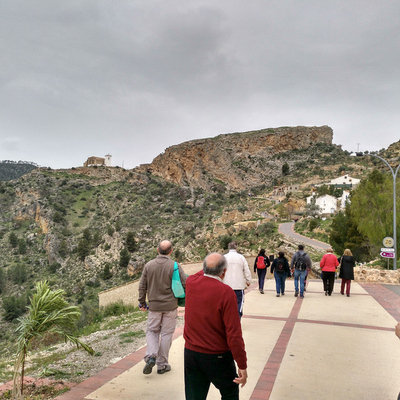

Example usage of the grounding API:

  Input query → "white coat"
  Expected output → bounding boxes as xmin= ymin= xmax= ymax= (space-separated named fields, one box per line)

xmin=223 ymin=249 xmax=252 ymax=290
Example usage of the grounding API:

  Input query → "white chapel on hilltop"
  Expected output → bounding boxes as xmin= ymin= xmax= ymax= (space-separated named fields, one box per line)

xmin=83 ymin=154 xmax=112 ymax=167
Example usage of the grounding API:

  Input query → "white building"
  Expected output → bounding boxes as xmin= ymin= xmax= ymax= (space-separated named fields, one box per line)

xmin=330 ymin=175 xmax=360 ymax=187
xmin=307 ymin=194 xmax=338 ymax=215
xmin=105 ymin=154 xmax=112 ymax=167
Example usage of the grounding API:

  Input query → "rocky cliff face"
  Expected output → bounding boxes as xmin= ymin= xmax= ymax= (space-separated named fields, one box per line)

xmin=146 ymin=126 xmax=333 ymax=191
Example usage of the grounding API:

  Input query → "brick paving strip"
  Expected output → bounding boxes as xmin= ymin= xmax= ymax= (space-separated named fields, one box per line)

xmin=46 ymin=283 xmax=399 ymax=400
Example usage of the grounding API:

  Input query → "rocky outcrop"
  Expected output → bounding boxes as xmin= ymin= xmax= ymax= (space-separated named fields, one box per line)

xmin=147 ymin=126 xmax=333 ymax=191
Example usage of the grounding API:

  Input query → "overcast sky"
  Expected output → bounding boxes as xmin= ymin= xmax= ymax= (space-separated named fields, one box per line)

xmin=1 ymin=1 xmax=399 ymax=169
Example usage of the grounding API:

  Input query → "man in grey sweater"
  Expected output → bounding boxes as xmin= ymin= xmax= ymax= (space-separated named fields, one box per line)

xmin=138 ymin=240 xmax=186 ymax=375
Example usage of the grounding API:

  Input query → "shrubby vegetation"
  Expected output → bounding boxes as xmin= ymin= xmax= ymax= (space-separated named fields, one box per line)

xmin=329 ymin=169 xmax=399 ymax=266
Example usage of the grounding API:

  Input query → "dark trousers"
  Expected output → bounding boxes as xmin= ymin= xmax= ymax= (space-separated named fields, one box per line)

xmin=322 ymin=271 xmax=335 ymax=295
xmin=184 ymin=348 xmax=239 ymax=400
xmin=234 ymin=290 xmax=244 ymax=318
xmin=256 ymin=268 xmax=267 ymax=290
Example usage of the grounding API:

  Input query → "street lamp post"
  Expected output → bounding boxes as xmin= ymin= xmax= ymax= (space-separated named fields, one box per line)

xmin=356 ymin=152 xmax=400 ymax=270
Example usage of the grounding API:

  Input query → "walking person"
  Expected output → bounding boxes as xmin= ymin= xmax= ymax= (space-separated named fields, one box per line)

xmin=320 ymin=248 xmax=339 ymax=296
xmin=254 ymin=248 xmax=270 ymax=294
xmin=184 ymin=252 xmax=248 ymax=400
xmin=290 ymin=244 xmax=312 ymax=298
xmin=271 ymin=251 xmax=290 ymax=297
xmin=338 ymin=249 xmax=356 ymax=297
xmin=223 ymin=241 xmax=252 ymax=319
xmin=138 ymin=240 xmax=187 ymax=375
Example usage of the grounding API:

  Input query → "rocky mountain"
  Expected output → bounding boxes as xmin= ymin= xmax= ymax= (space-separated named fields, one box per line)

xmin=145 ymin=125 xmax=334 ymax=191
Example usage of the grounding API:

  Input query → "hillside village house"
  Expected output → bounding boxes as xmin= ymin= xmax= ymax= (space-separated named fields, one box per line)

xmin=84 ymin=154 xmax=112 ymax=167
xmin=307 ymin=191 xmax=350 ymax=215
xmin=329 ymin=175 xmax=360 ymax=188
xmin=307 ymin=194 xmax=337 ymax=215
xmin=272 ymin=184 xmax=300 ymax=196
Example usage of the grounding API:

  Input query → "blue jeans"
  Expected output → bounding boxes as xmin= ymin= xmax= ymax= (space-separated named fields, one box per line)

xmin=274 ymin=271 xmax=287 ymax=294
xmin=294 ymin=269 xmax=307 ymax=296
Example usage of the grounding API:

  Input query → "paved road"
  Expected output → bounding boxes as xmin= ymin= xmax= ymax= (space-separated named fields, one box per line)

xmin=279 ymin=221 xmax=331 ymax=250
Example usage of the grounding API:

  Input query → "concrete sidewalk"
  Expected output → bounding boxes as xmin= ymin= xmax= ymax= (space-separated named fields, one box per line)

xmin=55 ymin=280 xmax=400 ymax=400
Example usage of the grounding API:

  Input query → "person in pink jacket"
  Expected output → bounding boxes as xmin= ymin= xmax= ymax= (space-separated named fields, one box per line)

xmin=320 ymin=248 xmax=339 ymax=296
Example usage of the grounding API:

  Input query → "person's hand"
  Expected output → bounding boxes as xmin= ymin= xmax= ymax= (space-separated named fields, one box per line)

xmin=233 ymin=368 xmax=247 ymax=387
xmin=395 ymin=322 xmax=400 ymax=339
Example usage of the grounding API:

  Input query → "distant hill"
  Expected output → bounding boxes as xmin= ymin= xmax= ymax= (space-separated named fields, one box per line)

xmin=0 ymin=160 xmax=38 ymax=181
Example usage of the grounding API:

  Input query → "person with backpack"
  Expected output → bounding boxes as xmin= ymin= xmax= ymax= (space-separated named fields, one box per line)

xmin=290 ymin=244 xmax=312 ymax=298
xmin=320 ymin=248 xmax=339 ymax=296
xmin=253 ymin=248 xmax=270 ymax=294
xmin=270 ymin=251 xmax=290 ymax=297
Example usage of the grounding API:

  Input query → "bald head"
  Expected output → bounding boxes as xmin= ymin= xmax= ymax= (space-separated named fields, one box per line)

xmin=158 ymin=240 xmax=173 ymax=255
xmin=203 ymin=253 xmax=226 ymax=277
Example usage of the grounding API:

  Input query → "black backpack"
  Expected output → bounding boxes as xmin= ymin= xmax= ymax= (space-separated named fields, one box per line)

xmin=295 ymin=252 xmax=308 ymax=271
xmin=275 ymin=258 xmax=285 ymax=273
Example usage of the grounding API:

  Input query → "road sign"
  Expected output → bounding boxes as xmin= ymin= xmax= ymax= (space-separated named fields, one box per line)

xmin=383 ymin=237 xmax=394 ymax=247
xmin=381 ymin=248 xmax=395 ymax=252
xmin=381 ymin=252 xmax=395 ymax=258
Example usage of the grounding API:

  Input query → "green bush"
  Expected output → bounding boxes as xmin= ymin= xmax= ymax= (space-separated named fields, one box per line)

xmin=102 ymin=302 xmax=135 ymax=317
xmin=119 ymin=248 xmax=130 ymax=268
xmin=2 ymin=295 xmax=26 ymax=321
xmin=8 ymin=264 xmax=28 ymax=284
xmin=48 ymin=262 xmax=61 ymax=274
xmin=9 ymin=232 xmax=18 ymax=248
xmin=102 ymin=263 xmax=113 ymax=280
xmin=257 ymin=222 xmax=276 ymax=236
xmin=219 ymin=235 xmax=233 ymax=250
xmin=308 ymin=219 xmax=319 ymax=231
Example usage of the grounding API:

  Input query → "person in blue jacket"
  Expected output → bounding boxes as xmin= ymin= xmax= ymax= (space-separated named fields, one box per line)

xmin=253 ymin=249 xmax=270 ymax=294
xmin=270 ymin=251 xmax=290 ymax=297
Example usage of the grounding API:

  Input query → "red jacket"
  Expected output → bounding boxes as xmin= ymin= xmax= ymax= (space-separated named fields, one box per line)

xmin=320 ymin=253 xmax=339 ymax=272
xmin=183 ymin=270 xmax=247 ymax=370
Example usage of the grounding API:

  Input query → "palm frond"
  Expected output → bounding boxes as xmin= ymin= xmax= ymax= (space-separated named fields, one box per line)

xmin=12 ymin=280 xmax=94 ymax=397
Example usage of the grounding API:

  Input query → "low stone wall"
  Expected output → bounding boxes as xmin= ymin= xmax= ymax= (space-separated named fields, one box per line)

xmin=310 ymin=264 xmax=400 ymax=284
xmin=98 ymin=263 xmax=204 ymax=309
xmin=354 ymin=266 xmax=400 ymax=284
xmin=98 ymin=262 xmax=400 ymax=309
xmin=98 ymin=279 xmax=140 ymax=309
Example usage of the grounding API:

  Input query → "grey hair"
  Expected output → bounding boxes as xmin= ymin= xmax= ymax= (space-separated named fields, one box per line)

xmin=203 ymin=253 xmax=227 ymax=276
xmin=228 ymin=241 xmax=238 ymax=250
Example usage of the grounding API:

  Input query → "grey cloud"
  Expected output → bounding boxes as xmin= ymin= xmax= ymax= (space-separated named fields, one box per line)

xmin=0 ymin=0 xmax=399 ymax=168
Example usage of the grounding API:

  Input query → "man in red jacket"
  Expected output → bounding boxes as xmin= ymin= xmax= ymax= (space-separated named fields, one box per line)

xmin=184 ymin=252 xmax=247 ymax=400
